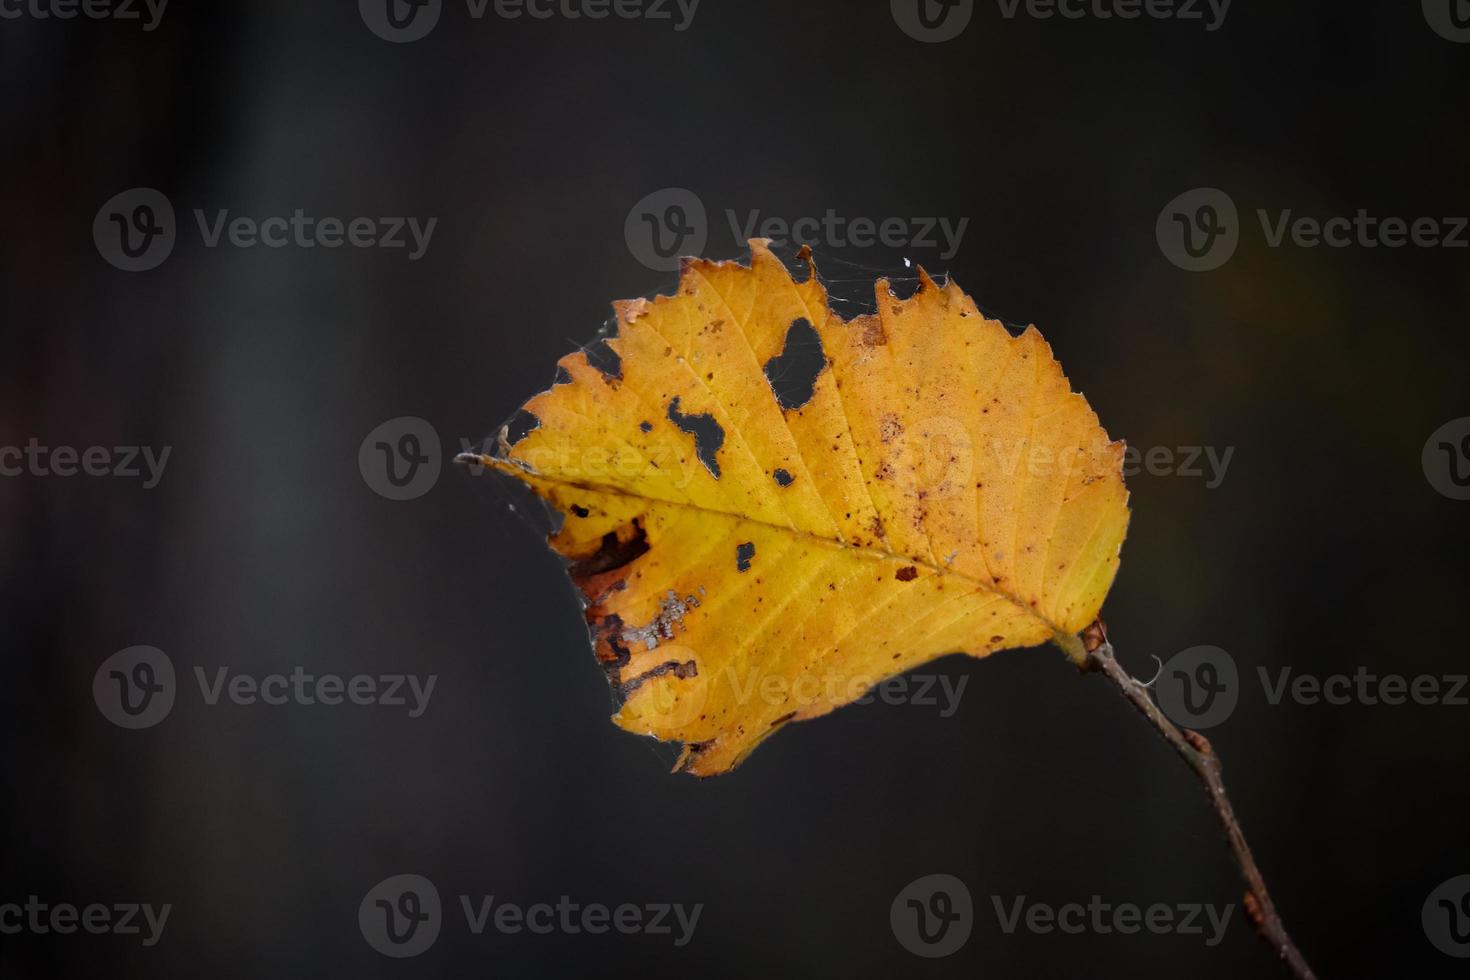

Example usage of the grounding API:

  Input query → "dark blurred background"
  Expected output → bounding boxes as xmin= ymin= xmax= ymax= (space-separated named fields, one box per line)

xmin=2 ymin=1 xmax=1468 ymax=976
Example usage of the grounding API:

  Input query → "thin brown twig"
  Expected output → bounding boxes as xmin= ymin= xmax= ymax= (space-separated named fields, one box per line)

xmin=1066 ymin=619 xmax=1318 ymax=980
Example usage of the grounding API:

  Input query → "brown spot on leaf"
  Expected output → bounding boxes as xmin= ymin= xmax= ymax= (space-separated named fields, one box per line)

xmin=859 ymin=316 xmax=886 ymax=346
xmin=593 ymin=613 xmax=633 ymax=672
xmin=567 ymin=522 xmax=649 ymax=578
xmin=878 ymin=413 xmax=903 ymax=443
xmin=617 ymin=658 xmax=698 ymax=698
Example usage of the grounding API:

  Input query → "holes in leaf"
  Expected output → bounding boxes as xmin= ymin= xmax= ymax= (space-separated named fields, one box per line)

xmin=666 ymin=396 xmax=725 ymax=479
xmin=504 ymin=410 xmax=540 ymax=446
xmin=585 ymin=339 xmax=622 ymax=382
xmin=762 ymin=317 xmax=824 ymax=410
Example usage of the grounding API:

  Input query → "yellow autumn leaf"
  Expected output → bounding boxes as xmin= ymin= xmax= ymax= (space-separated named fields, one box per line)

xmin=475 ymin=240 xmax=1129 ymax=775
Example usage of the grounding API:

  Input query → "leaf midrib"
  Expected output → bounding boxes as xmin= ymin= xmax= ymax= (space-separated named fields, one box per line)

xmin=487 ymin=457 xmax=1074 ymax=641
